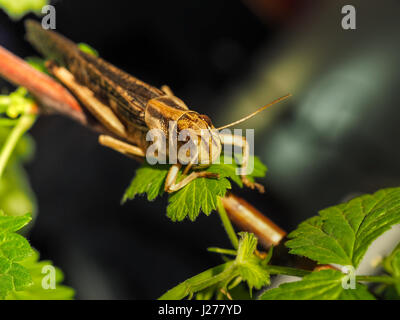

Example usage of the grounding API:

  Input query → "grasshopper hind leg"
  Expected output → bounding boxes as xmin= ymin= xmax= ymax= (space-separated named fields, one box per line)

xmin=99 ymin=135 xmax=145 ymax=158
xmin=46 ymin=61 xmax=146 ymax=159
xmin=46 ymin=61 xmax=128 ymax=139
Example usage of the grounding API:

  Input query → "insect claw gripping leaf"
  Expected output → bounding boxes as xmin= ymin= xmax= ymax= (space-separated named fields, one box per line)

xmin=123 ymin=155 xmax=267 ymax=221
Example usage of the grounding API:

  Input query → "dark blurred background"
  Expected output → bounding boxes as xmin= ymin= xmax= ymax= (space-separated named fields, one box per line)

xmin=0 ymin=0 xmax=399 ymax=299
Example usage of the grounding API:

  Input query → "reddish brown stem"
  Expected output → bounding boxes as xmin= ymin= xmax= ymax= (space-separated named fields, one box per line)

xmin=0 ymin=45 xmax=86 ymax=124
xmin=221 ymin=193 xmax=286 ymax=248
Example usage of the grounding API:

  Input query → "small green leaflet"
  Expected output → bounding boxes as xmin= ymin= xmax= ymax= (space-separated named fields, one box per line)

xmin=383 ymin=242 xmax=400 ymax=278
xmin=235 ymin=233 xmax=270 ymax=294
xmin=26 ymin=57 xmax=49 ymax=74
xmin=259 ymin=269 xmax=375 ymax=300
xmin=78 ymin=43 xmax=99 ymax=57
xmin=0 ymin=212 xmax=74 ymax=299
xmin=286 ymin=187 xmax=400 ymax=267
xmin=159 ymin=262 xmax=235 ymax=300
xmin=207 ymin=154 xmax=267 ymax=188
xmin=0 ymin=212 xmax=32 ymax=299
xmin=159 ymin=232 xmax=270 ymax=300
xmin=0 ymin=0 xmax=48 ymax=20
xmin=123 ymin=155 xmax=267 ymax=221
xmin=122 ymin=164 xmax=169 ymax=202
xmin=382 ymin=241 xmax=400 ymax=295
xmin=0 ymin=87 xmax=34 ymax=119
xmin=5 ymin=250 xmax=74 ymax=300
xmin=167 ymin=174 xmax=230 ymax=221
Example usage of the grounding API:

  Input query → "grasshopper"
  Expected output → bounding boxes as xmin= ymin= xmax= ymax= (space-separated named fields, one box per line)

xmin=25 ymin=20 xmax=290 ymax=193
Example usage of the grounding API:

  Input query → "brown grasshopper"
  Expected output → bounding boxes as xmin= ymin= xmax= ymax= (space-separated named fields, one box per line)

xmin=25 ymin=20 xmax=290 ymax=193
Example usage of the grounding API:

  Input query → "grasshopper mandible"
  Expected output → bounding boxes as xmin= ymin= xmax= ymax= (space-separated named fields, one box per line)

xmin=25 ymin=20 xmax=290 ymax=193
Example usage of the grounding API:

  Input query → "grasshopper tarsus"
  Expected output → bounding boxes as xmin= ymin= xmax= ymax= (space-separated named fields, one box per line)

xmin=242 ymin=177 xmax=265 ymax=193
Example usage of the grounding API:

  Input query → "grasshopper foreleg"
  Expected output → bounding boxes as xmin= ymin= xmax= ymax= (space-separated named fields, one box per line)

xmin=219 ymin=133 xmax=265 ymax=193
xmin=164 ymin=164 xmax=219 ymax=193
xmin=161 ymin=85 xmax=174 ymax=96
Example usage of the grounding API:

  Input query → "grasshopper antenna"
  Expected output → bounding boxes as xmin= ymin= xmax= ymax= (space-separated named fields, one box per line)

xmin=216 ymin=93 xmax=292 ymax=130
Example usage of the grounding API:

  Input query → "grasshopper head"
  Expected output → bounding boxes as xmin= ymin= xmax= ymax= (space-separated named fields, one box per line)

xmin=177 ymin=113 xmax=222 ymax=168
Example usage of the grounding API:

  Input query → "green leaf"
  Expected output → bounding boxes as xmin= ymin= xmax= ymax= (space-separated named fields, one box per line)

xmin=0 ymin=274 xmax=13 ymax=297
xmin=382 ymin=242 xmax=400 ymax=295
xmin=159 ymin=262 xmax=236 ymax=300
xmin=7 ymin=263 xmax=31 ymax=291
xmin=0 ymin=213 xmax=33 ymax=299
xmin=250 ymin=156 xmax=268 ymax=178
xmin=5 ymin=250 xmax=74 ymax=300
xmin=0 ymin=214 xmax=74 ymax=299
xmin=206 ymin=155 xmax=243 ymax=187
xmin=0 ymin=233 xmax=32 ymax=261
xmin=0 ymin=213 xmax=31 ymax=234
xmin=159 ymin=232 xmax=270 ymax=299
xmin=0 ymin=87 xmax=34 ymax=119
xmin=236 ymin=232 xmax=258 ymax=262
xmin=123 ymin=155 xmax=267 ymax=222
xmin=0 ymin=0 xmax=48 ymax=20
xmin=207 ymin=155 xmax=267 ymax=187
xmin=122 ymin=164 xmax=169 ymax=202
xmin=286 ymin=187 xmax=400 ymax=267
xmin=259 ymin=269 xmax=375 ymax=300
xmin=167 ymin=173 xmax=231 ymax=222
xmin=383 ymin=242 xmax=400 ymax=278
xmin=236 ymin=233 xmax=270 ymax=293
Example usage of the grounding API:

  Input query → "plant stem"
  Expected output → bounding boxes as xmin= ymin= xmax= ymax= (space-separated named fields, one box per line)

xmin=207 ymin=247 xmax=237 ymax=256
xmin=217 ymin=196 xmax=239 ymax=249
xmin=356 ymin=275 xmax=397 ymax=285
xmin=266 ymin=265 xmax=311 ymax=277
xmin=0 ymin=112 xmax=36 ymax=179
xmin=264 ymin=266 xmax=397 ymax=284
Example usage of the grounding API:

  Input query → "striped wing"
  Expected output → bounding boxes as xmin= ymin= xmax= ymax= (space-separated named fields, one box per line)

xmin=25 ymin=19 xmax=164 ymax=129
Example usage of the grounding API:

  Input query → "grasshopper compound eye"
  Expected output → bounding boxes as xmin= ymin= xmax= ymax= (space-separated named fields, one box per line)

xmin=198 ymin=114 xmax=213 ymax=127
